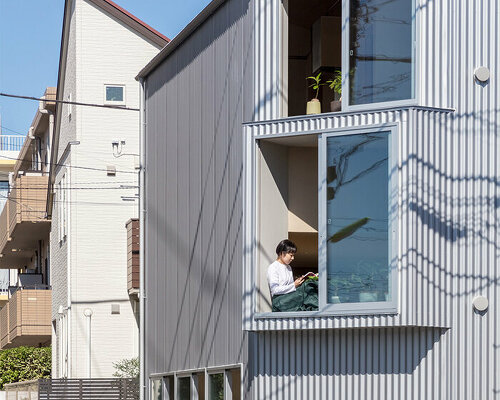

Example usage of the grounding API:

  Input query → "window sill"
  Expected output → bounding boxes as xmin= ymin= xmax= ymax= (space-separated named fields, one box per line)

xmin=255 ymin=307 xmax=398 ymax=320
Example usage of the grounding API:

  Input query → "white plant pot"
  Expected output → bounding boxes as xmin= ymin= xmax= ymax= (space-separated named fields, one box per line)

xmin=306 ymin=99 xmax=321 ymax=115
xmin=359 ymin=292 xmax=378 ymax=302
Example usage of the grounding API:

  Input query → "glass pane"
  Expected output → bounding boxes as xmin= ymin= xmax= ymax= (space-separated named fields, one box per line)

xmin=106 ymin=86 xmax=124 ymax=102
xmin=151 ymin=379 xmax=162 ymax=400
xmin=165 ymin=376 xmax=174 ymax=400
xmin=230 ymin=369 xmax=241 ymax=400
xmin=326 ymin=132 xmax=389 ymax=304
xmin=177 ymin=377 xmax=191 ymax=400
xmin=209 ymin=373 xmax=224 ymax=400
xmin=195 ymin=373 xmax=205 ymax=400
xmin=349 ymin=0 xmax=413 ymax=105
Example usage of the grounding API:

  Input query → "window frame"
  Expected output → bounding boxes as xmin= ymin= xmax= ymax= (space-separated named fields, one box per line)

xmin=318 ymin=125 xmax=399 ymax=314
xmin=150 ymin=364 xmax=242 ymax=400
xmin=103 ymin=84 xmax=126 ymax=105
xmin=250 ymin=123 xmax=399 ymax=319
xmin=341 ymin=0 xmax=418 ymax=112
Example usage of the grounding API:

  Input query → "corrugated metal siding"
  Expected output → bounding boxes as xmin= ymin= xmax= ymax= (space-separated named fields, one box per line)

xmin=253 ymin=328 xmax=449 ymax=400
xmin=244 ymin=107 xmax=455 ymax=331
xmin=143 ymin=0 xmax=499 ymax=397
xmin=144 ymin=0 xmax=254 ymax=387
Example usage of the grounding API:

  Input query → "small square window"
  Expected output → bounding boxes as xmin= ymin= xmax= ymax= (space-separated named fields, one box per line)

xmin=104 ymin=85 xmax=125 ymax=104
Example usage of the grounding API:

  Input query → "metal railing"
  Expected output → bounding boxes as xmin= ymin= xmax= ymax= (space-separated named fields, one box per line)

xmin=0 ymin=135 xmax=24 ymax=152
xmin=5 ymin=379 xmax=139 ymax=400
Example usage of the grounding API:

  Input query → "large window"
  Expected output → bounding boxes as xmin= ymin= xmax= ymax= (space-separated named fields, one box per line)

xmin=322 ymin=130 xmax=395 ymax=312
xmin=282 ymin=0 xmax=415 ymax=116
xmin=349 ymin=0 xmax=415 ymax=105
xmin=253 ymin=126 xmax=397 ymax=315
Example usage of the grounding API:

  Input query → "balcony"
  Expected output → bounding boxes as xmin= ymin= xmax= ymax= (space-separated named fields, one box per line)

xmin=0 ymin=287 xmax=51 ymax=349
xmin=0 ymin=175 xmax=50 ymax=269
xmin=126 ymin=219 xmax=139 ymax=296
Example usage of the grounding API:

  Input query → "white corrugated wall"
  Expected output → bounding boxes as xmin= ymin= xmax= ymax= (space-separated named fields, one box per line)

xmin=247 ymin=0 xmax=500 ymax=396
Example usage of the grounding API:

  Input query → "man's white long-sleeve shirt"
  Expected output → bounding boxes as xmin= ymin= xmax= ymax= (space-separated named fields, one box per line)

xmin=267 ymin=260 xmax=296 ymax=296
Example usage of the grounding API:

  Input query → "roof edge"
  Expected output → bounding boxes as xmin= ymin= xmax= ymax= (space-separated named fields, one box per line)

xmin=136 ymin=0 xmax=227 ymax=80
xmin=88 ymin=0 xmax=170 ymax=48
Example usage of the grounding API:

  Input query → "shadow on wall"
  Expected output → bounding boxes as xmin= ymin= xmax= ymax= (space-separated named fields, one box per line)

xmin=248 ymin=327 xmax=448 ymax=395
xmin=145 ymin=0 xmax=253 ymax=373
xmin=146 ymin=0 xmax=251 ymax=96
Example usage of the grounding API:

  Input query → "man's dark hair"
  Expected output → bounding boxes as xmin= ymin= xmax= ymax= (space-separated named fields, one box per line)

xmin=276 ymin=239 xmax=297 ymax=256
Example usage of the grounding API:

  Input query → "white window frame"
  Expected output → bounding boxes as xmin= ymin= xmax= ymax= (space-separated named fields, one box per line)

xmin=318 ymin=125 xmax=398 ymax=314
xmin=341 ymin=0 xmax=418 ymax=112
xmin=104 ymin=84 xmax=126 ymax=106
xmin=150 ymin=364 xmax=242 ymax=400
xmin=249 ymin=123 xmax=399 ymax=318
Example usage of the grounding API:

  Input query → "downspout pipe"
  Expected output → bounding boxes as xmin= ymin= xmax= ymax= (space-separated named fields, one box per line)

xmin=139 ymin=78 xmax=146 ymax=400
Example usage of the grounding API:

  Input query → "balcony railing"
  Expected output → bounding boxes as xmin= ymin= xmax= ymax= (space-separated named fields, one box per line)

xmin=0 ymin=287 xmax=51 ymax=349
xmin=126 ymin=219 xmax=139 ymax=295
xmin=0 ymin=175 xmax=50 ymax=269
xmin=0 ymin=135 xmax=24 ymax=152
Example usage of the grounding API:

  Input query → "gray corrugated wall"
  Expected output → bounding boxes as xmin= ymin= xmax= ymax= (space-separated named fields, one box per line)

xmin=144 ymin=0 xmax=500 ymax=398
xmin=243 ymin=0 xmax=500 ymax=396
xmin=144 ymin=0 xmax=254 ymax=384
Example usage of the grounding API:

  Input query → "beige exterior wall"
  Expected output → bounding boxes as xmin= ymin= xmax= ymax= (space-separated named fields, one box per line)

xmin=51 ymin=0 xmax=162 ymax=379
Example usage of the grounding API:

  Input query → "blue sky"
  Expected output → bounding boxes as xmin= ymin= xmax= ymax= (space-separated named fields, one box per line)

xmin=0 ymin=0 xmax=211 ymax=137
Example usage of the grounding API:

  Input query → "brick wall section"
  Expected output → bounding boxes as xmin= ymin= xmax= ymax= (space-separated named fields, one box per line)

xmin=126 ymin=219 xmax=139 ymax=293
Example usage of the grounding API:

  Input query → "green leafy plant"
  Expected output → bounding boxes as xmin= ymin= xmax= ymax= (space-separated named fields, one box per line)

xmin=0 ymin=346 xmax=51 ymax=390
xmin=112 ymin=357 xmax=139 ymax=379
xmin=326 ymin=70 xmax=342 ymax=96
xmin=306 ymin=72 xmax=324 ymax=100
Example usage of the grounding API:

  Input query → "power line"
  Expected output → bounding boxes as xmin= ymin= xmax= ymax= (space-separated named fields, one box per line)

xmin=8 ymin=186 xmax=138 ymax=191
xmin=0 ymin=125 xmax=25 ymax=135
xmin=0 ymin=92 xmax=140 ymax=112
xmin=0 ymin=154 xmax=138 ymax=174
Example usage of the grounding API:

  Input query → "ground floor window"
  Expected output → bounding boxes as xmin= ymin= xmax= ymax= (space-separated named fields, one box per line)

xmin=150 ymin=365 xmax=241 ymax=400
xmin=252 ymin=125 xmax=398 ymax=315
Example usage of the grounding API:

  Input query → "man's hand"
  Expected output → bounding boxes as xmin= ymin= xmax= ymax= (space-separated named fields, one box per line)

xmin=294 ymin=276 xmax=306 ymax=288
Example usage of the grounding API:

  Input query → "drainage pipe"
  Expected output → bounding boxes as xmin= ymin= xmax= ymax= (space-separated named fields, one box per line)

xmin=138 ymin=78 xmax=146 ymax=400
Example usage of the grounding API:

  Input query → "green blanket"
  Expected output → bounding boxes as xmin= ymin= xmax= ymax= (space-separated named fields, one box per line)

xmin=271 ymin=280 xmax=318 ymax=312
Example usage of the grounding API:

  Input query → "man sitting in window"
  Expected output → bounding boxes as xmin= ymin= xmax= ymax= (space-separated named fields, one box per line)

xmin=267 ymin=239 xmax=318 ymax=312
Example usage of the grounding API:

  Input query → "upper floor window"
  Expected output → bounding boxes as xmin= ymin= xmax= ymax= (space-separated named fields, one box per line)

xmin=349 ymin=0 xmax=415 ymax=105
xmin=104 ymin=85 xmax=125 ymax=105
xmin=283 ymin=0 xmax=415 ymax=116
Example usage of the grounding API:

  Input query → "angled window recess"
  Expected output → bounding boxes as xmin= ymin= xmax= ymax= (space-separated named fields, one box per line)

xmin=283 ymin=0 xmax=415 ymax=116
xmin=253 ymin=127 xmax=397 ymax=316
xmin=104 ymin=85 xmax=125 ymax=105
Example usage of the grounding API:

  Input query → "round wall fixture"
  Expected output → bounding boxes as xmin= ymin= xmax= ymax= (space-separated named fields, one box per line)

xmin=472 ymin=296 xmax=488 ymax=312
xmin=84 ymin=308 xmax=94 ymax=317
xmin=474 ymin=67 xmax=490 ymax=82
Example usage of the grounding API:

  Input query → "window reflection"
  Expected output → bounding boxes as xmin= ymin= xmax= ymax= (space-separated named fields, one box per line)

xmin=349 ymin=0 xmax=414 ymax=104
xmin=326 ymin=132 xmax=389 ymax=304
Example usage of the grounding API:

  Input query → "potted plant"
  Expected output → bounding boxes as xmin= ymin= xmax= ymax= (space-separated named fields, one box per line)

xmin=326 ymin=70 xmax=342 ymax=112
xmin=306 ymin=72 xmax=323 ymax=115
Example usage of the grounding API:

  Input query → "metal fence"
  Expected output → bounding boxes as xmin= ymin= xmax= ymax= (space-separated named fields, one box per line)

xmin=5 ymin=379 xmax=139 ymax=400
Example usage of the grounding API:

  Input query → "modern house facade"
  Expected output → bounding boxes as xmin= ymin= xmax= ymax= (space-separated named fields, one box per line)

xmin=48 ymin=0 xmax=168 ymax=379
xmin=139 ymin=0 xmax=499 ymax=399
xmin=0 ymin=87 xmax=55 ymax=350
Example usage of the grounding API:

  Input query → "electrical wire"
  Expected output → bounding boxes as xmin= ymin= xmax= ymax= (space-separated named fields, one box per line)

xmin=0 ymin=125 xmax=25 ymax=135
xmin=0 ymin=154 xmax=138 ymax=174
xmin=0 ymin=92 xmax=140 ymax=112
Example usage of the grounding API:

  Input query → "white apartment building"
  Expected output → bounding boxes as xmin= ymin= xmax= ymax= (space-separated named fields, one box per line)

xmin=48 ymin=0 xmax=168 ymax=378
